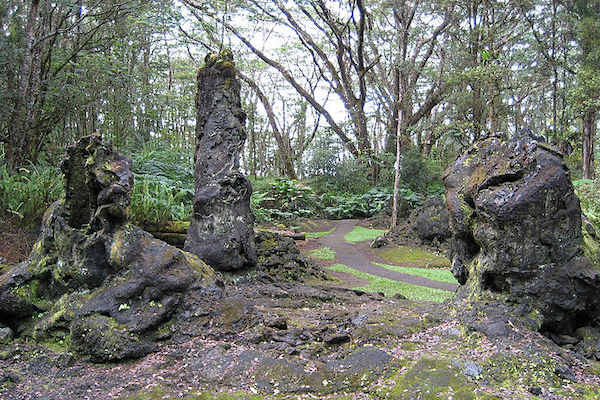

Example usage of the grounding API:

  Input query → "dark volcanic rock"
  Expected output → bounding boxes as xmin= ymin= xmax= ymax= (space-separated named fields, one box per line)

xmin=255 ymin=231 xmax=328 ymax=282
xmin=0 ymin=134 xmax=221 ymax=362
xmin=390 ymin=196 xmax=450 ymax=248
xmin=444 ymin=132 xmax=600 ymax=334
xmin=185 ymin=50 xmax=257 ymax=271
xmin=410 ymin=196 xmax=451 ymax=244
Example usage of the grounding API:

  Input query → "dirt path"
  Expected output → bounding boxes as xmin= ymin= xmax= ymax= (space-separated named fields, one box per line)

xmin=317 ymin=219 xmax=459 ymax=292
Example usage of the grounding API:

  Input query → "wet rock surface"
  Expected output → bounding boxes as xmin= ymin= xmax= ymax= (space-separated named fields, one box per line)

xmin=0 ymin=134 xmax=221 ymax=362
xmin=444 ymin=133 xmax=600 ymax=334
xmin=185 ymin=50 xmax=257 ymax=271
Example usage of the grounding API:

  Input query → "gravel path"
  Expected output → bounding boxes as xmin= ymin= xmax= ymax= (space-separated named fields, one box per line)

xmin=318 ymin=219 xmax=459 ymax=292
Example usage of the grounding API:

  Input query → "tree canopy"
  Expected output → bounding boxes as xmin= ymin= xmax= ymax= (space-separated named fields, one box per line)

xmin=0 ymin=0 xmax=597 ymax=180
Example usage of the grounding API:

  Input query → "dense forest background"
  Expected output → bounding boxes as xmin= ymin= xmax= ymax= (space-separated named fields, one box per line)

xmin=0 ymin=0 xmax=599 ymax=236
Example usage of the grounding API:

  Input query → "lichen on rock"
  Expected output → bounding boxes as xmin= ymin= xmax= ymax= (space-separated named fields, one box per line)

xmin=185 ymin=50 xmax=257 ymax=272
xmin=444 ymin=132 xmax=600 ymax=334
xmin=0 ymin=133 xmax=222 ymax=362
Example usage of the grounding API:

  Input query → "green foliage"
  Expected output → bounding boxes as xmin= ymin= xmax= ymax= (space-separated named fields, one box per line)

xmin=307 ymin=157 xmax=373 ymax=196
xmin=344 ymin=226 xmax=388 ymax=243
xmin=575 ymin=177 xmax=600 ymax=224
xmin=309 ymin=247 xmax=335 ymax=260
xmin=0 ymin=164 xmax=62 ymax=225
xmin=128 ymin=144 xmax=194 ymax=227
xmin=250 ymin=177 xmax=317 ymax=222
xmin=397 ymin=148 xmax=445 ymax=195
xmin=324 ymin=187 xmax=421 ymax=219
xmin=326 ymin=264 xmax=454 ymax=302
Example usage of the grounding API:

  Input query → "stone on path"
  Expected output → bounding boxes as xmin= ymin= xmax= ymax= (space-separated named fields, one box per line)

xmin=444 ymin=132 xmax=600 ymax=333
xmin=185 ymin=50 xmax=257 ymax=271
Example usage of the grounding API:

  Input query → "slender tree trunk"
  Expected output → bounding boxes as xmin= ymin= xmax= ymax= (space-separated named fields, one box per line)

xmin=582 ymin=111 xmax=596 ymax=179
xmin=8 ymin=0 xmax=40 ymax=166
xmin=391 ymin=106 xmax=403 ymax=228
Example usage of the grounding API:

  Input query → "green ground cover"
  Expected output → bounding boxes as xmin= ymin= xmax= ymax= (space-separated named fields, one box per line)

xmin=377 ymin=246 xmax=451 ymax=268
xmin=344 ymin=226 xmax=388 ymax=243
xmin=309 ymin=247 xmax=336 ymax=260
xmin=326 ymin=264 xmax=454 ymax=302
xmin=374 ymin=262 xmax=456 ymax=284
xmin=305 ymin=228 xmax=335 ymax=238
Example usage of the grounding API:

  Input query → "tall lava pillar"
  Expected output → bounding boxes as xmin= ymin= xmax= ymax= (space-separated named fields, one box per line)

xmin=184 ymin=50 xmax=257 ymax=271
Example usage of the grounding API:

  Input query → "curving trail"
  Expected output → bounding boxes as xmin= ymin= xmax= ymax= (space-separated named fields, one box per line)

xmin=317 ymin=219 xmax=459 ymax=292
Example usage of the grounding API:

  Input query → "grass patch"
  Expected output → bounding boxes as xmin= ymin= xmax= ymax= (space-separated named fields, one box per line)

xmin=309 ymin=247 xmax=335 ymax=260
xmin=374 ymin=262 xmax=456 ymax=284
xmin=377 ymin=246 xmax=451 ymax=268
xmin=305 ymin=228 xmax=334 ymax=238
xmin=344 ymin=226 xmax=387 ymax=243
xmin=326 ymin=264 xmax=454 ymax=302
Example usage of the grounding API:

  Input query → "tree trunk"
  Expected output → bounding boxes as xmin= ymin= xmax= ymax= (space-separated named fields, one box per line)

xmin=7 ymin=0 xmax=40 ymax=166
xmin=391 ymin=106 xmax=403 ymax=228
xmin=582 ymin=111 xmax=596 ymax=180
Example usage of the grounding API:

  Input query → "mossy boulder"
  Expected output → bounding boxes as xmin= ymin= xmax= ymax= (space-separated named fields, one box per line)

xmin=444 ymin=132 xmax=600 ymax=334
xmin=0 ymin=134 xmax=222 ymax=362
xmin=255 ymin=231 xmax=328 ymax=282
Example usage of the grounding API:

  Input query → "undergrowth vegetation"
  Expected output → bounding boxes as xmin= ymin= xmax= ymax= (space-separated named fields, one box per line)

xmin=0 ymin=164 xmax=62 ymax=226
xmin=575 ymin=176 xmax=600 ymax=225
xmin=128 ymin=143 xmax=195 ymax=227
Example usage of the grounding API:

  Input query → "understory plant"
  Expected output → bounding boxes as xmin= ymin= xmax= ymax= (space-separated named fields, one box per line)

xmin=575 ymin=176 xmax=600 ymax=225
xmin=128 ymin=143 xmax=194 ymax=228
xmin=250 ymin=177 xmax=317 ymax=222
xmin=0 ymin=164 xmax=62 ymax=225
xmin=324 ymin=187 xmax=422 ymax=219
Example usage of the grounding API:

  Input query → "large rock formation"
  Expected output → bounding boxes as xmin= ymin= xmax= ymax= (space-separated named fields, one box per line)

xmin=0 ymin=134 xmax=221 ymax=362
xmin=444 ymin=132 xmax=600 ymax=333
xmin=185 ymin=50 xmax=257 ymax=271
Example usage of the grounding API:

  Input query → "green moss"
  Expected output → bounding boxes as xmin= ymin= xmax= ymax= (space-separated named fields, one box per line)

xmin=377 ymin=247 xmax=451 ymax=268
xmin=10 ymin=279 xmax=50 ymax=310
xmin=309 ymin=247 xmax=335 ymax=260
xmin=163 ymin=220 xmax=190 ymax=233
xmin=326 ymin=264 xmax=454 ymax=302
xmin=484 ymin=352 xmax=559 ymax=389
xmin=388 ymin=358 xmax=491 ymax=400
xmin=582 ymin=228 xmax=600 ymax=265
xmin=305 ymin=228 xmax=334 ymax=238
xmin=344 ymin=226 xmax=388 ymax=243
xmin=374 ymin=262 xmax=456 ymax=283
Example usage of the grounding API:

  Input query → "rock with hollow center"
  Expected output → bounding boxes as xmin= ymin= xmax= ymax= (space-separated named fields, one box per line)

xmin=444 ymin=132 xmax=600 ymax=334
xmin=0 ymin=134 xmax=221 ymax=362
xmin=185 ymin=50 xmax=257 ymax=271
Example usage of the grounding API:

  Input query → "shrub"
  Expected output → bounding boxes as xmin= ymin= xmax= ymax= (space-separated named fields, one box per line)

xmin=575 ymin=177 xmax=600 ymax=225
xmin=250 ymin=178 xmax=317 ymax=222
xmin=128 ymin=143 xmax=195 ymax=227
xmin=0 ymin=164 xmax=62 ymax=225
xmin=323 ymin=187 xmax=422 ymax=219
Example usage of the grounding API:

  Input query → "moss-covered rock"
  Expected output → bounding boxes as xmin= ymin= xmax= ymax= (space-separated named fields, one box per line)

xmin=254 ymin=231 xmax=328 ymax=282
xmin=0 ymin=134 xmax=222 ymax=362
xmin=185 ymin=50 xmax=257 ymax=271
xmin=389 ymin=358 xmax=493 ymax=400
xmin=444 ymin=132 xmax=600 ymax=334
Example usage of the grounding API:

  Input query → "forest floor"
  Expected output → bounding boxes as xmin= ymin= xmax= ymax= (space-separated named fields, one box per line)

xmin=2 ymin=219 xmax=600 ymax=399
